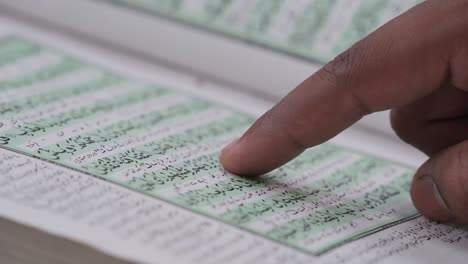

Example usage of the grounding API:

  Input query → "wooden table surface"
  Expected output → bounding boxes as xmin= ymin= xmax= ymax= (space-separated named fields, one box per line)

xmin=0 ymin=217 xmax=134 ymax=264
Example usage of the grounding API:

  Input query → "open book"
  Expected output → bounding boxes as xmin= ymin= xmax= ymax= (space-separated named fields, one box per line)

xmin=0 ymin=1 xmax=466 ymax=264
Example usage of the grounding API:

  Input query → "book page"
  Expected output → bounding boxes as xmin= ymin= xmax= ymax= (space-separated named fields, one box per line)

xmin=0 ymin=15 xmax=466 ymax=264
xmin=104 ymin=0 xmax=422 ymax=62
xmin=0 ymin=35 xmax=418 ymax=255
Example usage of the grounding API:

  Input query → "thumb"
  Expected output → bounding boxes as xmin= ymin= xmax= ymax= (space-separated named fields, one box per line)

xmin=411 ymin=141 xmax=468 ymax=224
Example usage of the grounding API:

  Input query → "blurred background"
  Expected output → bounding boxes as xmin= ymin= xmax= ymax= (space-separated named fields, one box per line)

xmin=0 ymin=0 xmax=422 ymax=139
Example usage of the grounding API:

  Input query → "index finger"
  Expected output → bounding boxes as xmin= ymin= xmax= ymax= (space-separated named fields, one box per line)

xmin=220 ymin=0 xmax=465 ymax=176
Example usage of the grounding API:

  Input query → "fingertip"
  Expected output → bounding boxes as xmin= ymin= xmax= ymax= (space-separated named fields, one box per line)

xmin=219 ymin=105 xmax=309 ymax=176
xmin=219 ymin=138 xmax=241 ymax=174
xmin=219 ymin=138 xmax=267 ymax=176
xmin=220 ymin=133 xmax=293 ymax=177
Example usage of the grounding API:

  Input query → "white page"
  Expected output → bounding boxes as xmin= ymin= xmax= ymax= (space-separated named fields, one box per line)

xmin=0 ymin=15 xmax=466 ymax=264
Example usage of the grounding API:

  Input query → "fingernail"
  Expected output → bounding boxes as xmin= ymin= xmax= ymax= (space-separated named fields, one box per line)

xmin=431 ymin=181 xmax=450 ymax=218
xmin=416 ymin=160 xmax=452 ymax=221
xmin=421 ymin=161 xmax=450 ymax=213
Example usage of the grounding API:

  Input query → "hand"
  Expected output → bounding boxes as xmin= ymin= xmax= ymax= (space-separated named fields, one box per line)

xmin=220 ymin=0 xmax=468 ymax=224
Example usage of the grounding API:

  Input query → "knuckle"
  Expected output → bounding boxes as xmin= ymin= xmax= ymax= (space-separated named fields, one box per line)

xmin=317 ymin=40 xmax=368 ymax=89
xmin=315 ymin=63 xmax=339 ymax=90
xmin=316 ymin=41 xmax=373 ymax=117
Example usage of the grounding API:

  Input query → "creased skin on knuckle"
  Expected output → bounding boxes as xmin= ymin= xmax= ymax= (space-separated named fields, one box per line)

xmin=315 ymin=64 xmax=339 ymax=90
xmin=316 ymin=41 xmax=362 ymax=90
xmin=318 ymin=47 xmax=356 ymax=89
xmin=317 ymin=41 xmax=372 ymax=116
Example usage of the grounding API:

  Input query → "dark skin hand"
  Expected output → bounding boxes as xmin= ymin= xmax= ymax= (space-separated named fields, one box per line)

xmin=220 ymin=0 xmax=468 ymax=224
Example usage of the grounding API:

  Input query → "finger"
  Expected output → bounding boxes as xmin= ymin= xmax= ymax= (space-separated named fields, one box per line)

xmin=221 ymin=0 xmax=468 ymax=176
xmin=391 ymin=84 xmax=468 ymax=155
xmin=411 ymin=141 xmax=468 ymax=223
